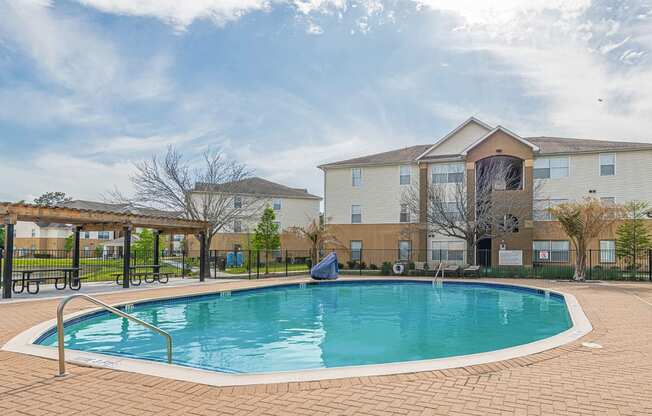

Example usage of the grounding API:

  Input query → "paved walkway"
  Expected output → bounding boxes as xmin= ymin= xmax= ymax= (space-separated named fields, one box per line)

xmin=1 ymin=278 xmax=652 ymax=415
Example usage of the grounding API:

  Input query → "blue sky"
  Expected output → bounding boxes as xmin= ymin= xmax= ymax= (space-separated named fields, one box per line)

xmin=1 ymin=0 xmax=651 ymax=202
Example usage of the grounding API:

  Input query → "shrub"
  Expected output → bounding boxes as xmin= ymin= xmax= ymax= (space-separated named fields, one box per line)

xmin=337 ymin=262 xmax=344 ymax=269
xmin=381 ymin=261 xmax=392 ymax=275
xmin=369 ymin=263 xmax=378 ymax=270
xmin=346 ymin=260 xmax=357 ymax=269
xmin=408 ymin=262 xmax=415 ymax=270
xmin=360 ymin=262 xmax=367 ymax=270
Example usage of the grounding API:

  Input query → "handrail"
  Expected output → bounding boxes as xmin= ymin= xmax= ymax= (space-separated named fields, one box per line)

xmin=433 ymin=262 xmax=444 ymax=281
xmin=56 ymin=294 xmax=172 ymax=377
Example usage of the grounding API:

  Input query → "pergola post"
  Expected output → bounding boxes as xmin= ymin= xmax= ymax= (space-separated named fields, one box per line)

xmin=2 ymin=219 xmax=15 ymax=299
xmin=153 ymin=230 xmax=160 ymax=275
xmin=72 ymin=226 xmax=81 ymax=280
xmin=122 ymin=225 xmax=132 ymax=289
xmin=199 ymin=231 xmax=207 ymax=282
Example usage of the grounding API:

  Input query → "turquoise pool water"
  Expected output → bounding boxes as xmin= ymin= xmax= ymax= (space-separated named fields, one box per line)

xmin=37 ymin=281 xmax=572 ymax=373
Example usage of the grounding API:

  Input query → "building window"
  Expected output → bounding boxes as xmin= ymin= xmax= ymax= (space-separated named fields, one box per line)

xmin=233 ymin=220 xmax=242 ymax=233
xmin=399 ymin=204 xmax=410 ymax=223
xmin=534 ymin=199 xmax=567 ymax=221
xmin=352 ymin=168 xmax=362 ymax=187
xmin=351 ymin=205 xmax=362 ymax=224
xmin=98 ymin=231 xmax=110 ymax=240
xmin=234 ymin=196 xmax=242 ymax=209
xmin=600 ymin=240 xmax=616 ymax=263
xmin=350 ymin=240 xmax=362 ymax=261
xmin=534 ymin=156 xmax=569 ymax=179
xmin=398 ymin=240 xmax=411 ymax=261
xmin=444 ymin=202 xmax=462 ymax=222
xmin=273 ymin=199 xmax=282 ymax=210
xmin=399 ymin=165 xmax=411 ymax=185
xmin=83 ymin=232 xmax=90 ymax=239
xmin=31 ymin=229 xmax=36 ymax=237
xmin=533 ymin=241 xmax=570 ymax=263
xmin=599 ymin=153 xmax=615 ymax=176
xmin=431 ymin=163 xmax=464 ymax=184
xmin=431 ymin=241 xmax=464 ymax=262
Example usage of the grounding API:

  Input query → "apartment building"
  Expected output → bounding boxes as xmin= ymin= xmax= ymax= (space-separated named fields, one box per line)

xmin=319 ymin=117 xmax=652 ymax=266
xmin=188 ymin=177 xmax=322 ymax=252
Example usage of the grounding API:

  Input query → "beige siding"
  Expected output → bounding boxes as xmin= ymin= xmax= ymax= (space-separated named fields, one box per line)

xmin=324 ymin=164 xmax=419 ymax=224
xmin=422 ymin=122 xmax=489 ymax=157
xmin=535 ymin=150 xmax=652 ymax=204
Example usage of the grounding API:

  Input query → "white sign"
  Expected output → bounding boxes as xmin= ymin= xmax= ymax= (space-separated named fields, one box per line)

xmin=499 ymin=250 xmax=523 ymax=266
xmin=538 ymin=250 xmax=550 ymax=260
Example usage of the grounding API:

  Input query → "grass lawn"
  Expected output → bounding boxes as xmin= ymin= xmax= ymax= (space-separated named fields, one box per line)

xmin=224 ymin=263 xmax=309 ymax=275
xmin=3 ymin=257 xmax=190 ymax=282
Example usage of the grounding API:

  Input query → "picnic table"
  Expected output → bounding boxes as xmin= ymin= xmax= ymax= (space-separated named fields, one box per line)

xmin=113 ymin=264 xmax=171 ymax=286
xmin=12 ymin=267 xmax=82 ymax=295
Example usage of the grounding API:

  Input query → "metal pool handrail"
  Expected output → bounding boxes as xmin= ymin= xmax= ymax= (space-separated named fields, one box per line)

xmin=56 ymin=294 xmax=172 ymax=377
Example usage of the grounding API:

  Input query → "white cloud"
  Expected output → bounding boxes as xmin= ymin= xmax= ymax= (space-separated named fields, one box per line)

xmin=0 ymin=152 xmax=135 ymax=202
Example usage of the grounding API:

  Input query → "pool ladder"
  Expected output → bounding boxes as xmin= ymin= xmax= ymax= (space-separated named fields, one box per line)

xmin=56 ymin=294 xmax=173 ymax=377
xmin=433 ymin=262 xmax=444 ymax=282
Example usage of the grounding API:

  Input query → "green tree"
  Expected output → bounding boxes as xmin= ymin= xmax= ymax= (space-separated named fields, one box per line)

xmin=33 ymin=192 xmax=73 ymax=206
xmin=549 ymin=197 xmax=622 ymax=280
xmin=133 ymin=229 xmax=157 ymax=259
xmin=64 ymin=234 xmax=74 ymax=252
xmin=616 ymin=201 xmax=652 ymax=270
xmin=94 ymin=244 xmax=104 ymax=258
xmin=252 ymin=207 xmax=281 ymax=274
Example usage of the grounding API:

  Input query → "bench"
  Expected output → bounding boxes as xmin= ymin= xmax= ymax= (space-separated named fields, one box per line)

xmin=12 ymin=268 xmax=82 ymax=295
xmin=113 ymin=270 xmax=172 ymax=286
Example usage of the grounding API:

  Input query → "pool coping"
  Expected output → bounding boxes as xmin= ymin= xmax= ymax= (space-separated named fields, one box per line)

xmin=2 ymin=278 xmax=592 ymax=386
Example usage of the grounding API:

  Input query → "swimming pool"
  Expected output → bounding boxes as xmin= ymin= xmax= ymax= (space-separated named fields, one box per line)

xmin=36 ymin=280 xmax=573 ymax=374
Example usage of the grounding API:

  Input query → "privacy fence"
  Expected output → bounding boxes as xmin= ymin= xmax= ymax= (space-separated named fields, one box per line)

xmin=1 ymin=247 xmax=651 ymax=282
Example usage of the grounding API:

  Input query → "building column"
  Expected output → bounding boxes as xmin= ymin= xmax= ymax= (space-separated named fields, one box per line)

xmin=2 ymin=219 xmax=15 ymax=299
xmin=72 ymin=226 xmax=81 ymax=280
xmin=122 ymin=225 xmax=132 ymax=289
xmin=418 ymin=165 xmax=428 ymax=261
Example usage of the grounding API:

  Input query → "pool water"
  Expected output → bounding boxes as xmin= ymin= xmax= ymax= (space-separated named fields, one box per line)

xmin=37 ymin=281 xmax=572 ymax=373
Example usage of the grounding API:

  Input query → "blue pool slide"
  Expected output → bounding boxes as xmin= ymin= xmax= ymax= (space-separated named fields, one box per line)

xmin=310 ymin=252 xmax=339 ymax=280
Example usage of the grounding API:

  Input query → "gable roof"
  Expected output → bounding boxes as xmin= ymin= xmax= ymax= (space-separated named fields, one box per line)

xmin=526 ymin=136 xmax=652 ymax=155
xmin=318 ymin=144 xmax=431 ymax=169
xmin=460 ymin=126 xmax=540 ymax=156
xmin=415 ymin=116 xmax=493 ymax=160
xmin=194 ymin=177 xmax=321 ymax=200
xmin=59 ymin=200 xmax=182 ymax=218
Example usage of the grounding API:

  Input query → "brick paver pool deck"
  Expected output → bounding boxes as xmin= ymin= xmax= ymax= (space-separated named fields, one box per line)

xmin=1 ymin=277 xmax=652 ymax=416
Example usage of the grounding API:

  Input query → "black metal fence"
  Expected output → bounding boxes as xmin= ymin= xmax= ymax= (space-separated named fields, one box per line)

xmin=2 ymin=248 xmax=194 ymax=283
xmin=3 ymin=247 xmax=650 ymax=283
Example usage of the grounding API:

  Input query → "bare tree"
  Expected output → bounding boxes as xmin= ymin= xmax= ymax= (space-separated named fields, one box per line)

xmin=288 ymin=216 xmax=343 ymax=266
xmin=402 ymin=157 xmax=537 ymax=265
xmin=111 ymin=146 xmax=266 ymax=259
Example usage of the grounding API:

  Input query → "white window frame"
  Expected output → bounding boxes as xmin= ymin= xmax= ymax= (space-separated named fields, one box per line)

xmin=431 ymin=241 xmax=464 ymax=263
xmin=98 ymin=231 xmax=110 ymax=240
xmin=533 ymin=240 xmax=570 ymax=263
xmin=233 ymin=219 xmax=242 ymax=233
xmin=533 ymin=156 xmax=569 ymax=179
xmin=430 ymin=162 xmax=464 ymax=184
xmin=534 ymin=199 xmax=567 ymax=221
xmin=398 ymin=240 xmax=411 ymax=261
xmin=351 ymin=168 xmax=362 ymax=187
xmin=399 ymin=204 xmax=410 ymax=223
xmin=599 ymin=153 xmax=616 ymax=176
xmin=234 ymin=196 xmax=242 ymax=209
xmin=399 ymin=165 xmax=411 ymax=185
xmin=351 ymin=205 xmax=362 ymax=224
xmin=273 ymin=199 xmax=282 ymax=211
xmin=599 ymin=240 xmax=616 ymax=263
xmin=350 ymin=240 xmax=362 ymax=261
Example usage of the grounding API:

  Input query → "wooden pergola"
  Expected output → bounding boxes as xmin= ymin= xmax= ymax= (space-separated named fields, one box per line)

xmin=1 ymin=203 xmax=210 ymax=299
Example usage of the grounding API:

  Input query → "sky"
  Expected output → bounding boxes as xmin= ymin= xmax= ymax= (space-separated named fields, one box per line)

xmin=1 ymin=0 xmax=652 ymax=203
